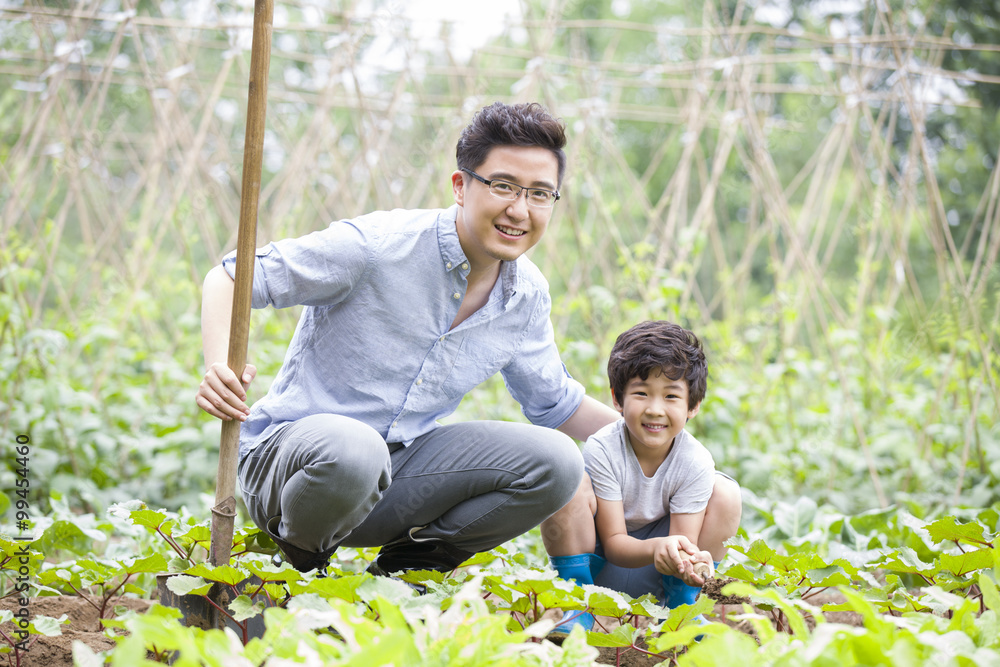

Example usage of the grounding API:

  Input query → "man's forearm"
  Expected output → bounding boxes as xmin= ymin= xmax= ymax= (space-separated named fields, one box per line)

xmin=202 ymin=265 xmax=236 ymax=370
xmin=557 ymin=395 xmax=619 ymax=442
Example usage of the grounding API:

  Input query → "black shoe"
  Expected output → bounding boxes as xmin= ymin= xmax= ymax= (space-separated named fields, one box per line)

xmin=366 ymin=530 xmax=475 ymax=577
xmin=266 ymin=517 xmax=336 ymax=574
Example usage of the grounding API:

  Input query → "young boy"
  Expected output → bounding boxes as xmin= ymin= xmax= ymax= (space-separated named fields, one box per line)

xmin=540 ymin=320 xmax=741 ymax=635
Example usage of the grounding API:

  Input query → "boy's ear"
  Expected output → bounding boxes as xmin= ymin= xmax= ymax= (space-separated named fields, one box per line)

xmin=610 ymin=388 xmax=623 ymax=413
xmin=687 ymin=401 xmax=701 ymax=420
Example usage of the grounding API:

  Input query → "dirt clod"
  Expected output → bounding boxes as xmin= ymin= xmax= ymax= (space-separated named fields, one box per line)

xmin=702 ymin=576 xmax=751 ymax=605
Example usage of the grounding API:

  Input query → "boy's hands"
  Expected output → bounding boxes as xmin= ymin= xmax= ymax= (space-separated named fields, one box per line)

xmin=652 ymin=535 xmax=714 ymax=586
xmin=196 ymin=362 xmax=257 ymax=421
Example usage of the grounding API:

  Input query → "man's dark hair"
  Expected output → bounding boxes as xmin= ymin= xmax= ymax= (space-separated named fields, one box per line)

xmin=608 ymin=321 xmax=707 ymax=410
xmin=456 ymin=101 xmax=567 ymax=187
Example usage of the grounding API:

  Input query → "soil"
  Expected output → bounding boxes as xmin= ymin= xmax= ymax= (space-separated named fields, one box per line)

xmin=0 ymin=585 xmax=866 ymax=667
xmin=553 ymin=579 xmax=866 ymax=666
xmin=0 ymin=595 xmax=152 ymax=667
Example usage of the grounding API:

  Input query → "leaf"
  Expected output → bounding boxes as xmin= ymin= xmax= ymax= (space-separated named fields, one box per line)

xmin=242 ymin=560 xmax=304 ymax=585
xmin=585 ymin=623 xmax=639 ymax=647
xmin=36 ymin=520 xmax=94 ymax=556
xmin=176 ymin=524 xmax=211 ymax=544
xmin=305 ymin=574 xmax=370 ymax=603
xmin=30 ymin=614 xmax=68 ymax=637
xmin=925 ymin=516 xmax=991 ymax=547
xmin=657 ymin=595 xmax=715 ymax=632
xmin=805 ymin=568 xmax=853 ymax=588
xmin=783 ymin=551 xmax=828 ymax=575
xmin=123 ymin=553 xmax=168 ymax=575
xmin=737 ymin=539 xmax=791 ymax=571
xmin=874 ymin=546 xmax=938 ymax=576
xmin=582 ymin=586 xmax=632 ymax=617
xmin=185 ymin=563 xmax=247 ymax=585
xmin=358 ymin=574 xmax=420 ymax=603
xmin=165 ymin=574 xmax=212 ymax=597
xmin=229 ymin=595 xmax=264 ymax=622
xmin=125 ymin=509 xmax=167 ymax=531
xmin=648 ymin=621 xmax=730 ymax=653
xmin=773 ymin=496 xmax=818 ymax=539
xmin=980 ymin=572 xmax=1000 ymax=612
xmin=72 ymin=642 xmax=104 ymax=667
xmin=938 ymin=549 xmax=994 ymax=577
xmin=720 ymin=562 xmax=778 ymax=586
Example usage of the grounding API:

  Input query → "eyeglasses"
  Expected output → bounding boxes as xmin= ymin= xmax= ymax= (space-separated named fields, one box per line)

xmin=462 ymin=169 xmax=560 ymax=208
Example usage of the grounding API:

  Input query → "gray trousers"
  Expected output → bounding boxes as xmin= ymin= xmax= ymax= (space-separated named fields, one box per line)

xmin=237 ymin=414 xmax=584 ymax=555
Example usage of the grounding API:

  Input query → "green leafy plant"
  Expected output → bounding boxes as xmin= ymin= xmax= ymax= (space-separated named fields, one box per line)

xmin=0 ymin=610 xmax=68 ymax=667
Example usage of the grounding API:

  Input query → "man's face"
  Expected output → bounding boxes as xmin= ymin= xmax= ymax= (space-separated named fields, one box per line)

xmin=452 ymin=145 xmax=559 ymax=270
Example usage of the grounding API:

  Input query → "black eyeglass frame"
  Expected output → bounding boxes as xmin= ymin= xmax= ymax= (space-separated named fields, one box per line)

xmin=461 ymin=168 xmax=561 ymax=207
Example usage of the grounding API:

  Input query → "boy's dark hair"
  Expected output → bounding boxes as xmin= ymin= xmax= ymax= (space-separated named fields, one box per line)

xmin=608 ymin=321 xmax=707 ymax=410
xmin=456 ymin=101 xmax=567 ymax=187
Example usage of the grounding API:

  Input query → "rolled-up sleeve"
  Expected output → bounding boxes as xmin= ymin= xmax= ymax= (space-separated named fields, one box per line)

xmin=221 ymin=219 xmax=371 ymax=309
xmin=501 ymin=293 xmax=585 ymax=429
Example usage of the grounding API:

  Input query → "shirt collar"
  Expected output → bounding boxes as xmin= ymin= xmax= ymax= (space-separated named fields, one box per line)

xmin=437 ymin=205 xmax=520 ymax=306
xmin=437 ymin=206 xmax=468 ymax=272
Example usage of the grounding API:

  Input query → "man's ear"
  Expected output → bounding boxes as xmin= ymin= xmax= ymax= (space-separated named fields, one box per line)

xmin=687 ymin=401 xmax=702 ymax=421
xmin=611 ymin=388 xmax=623 ymax=413
xmin=451 ymin=170 xmax=466 ymax=206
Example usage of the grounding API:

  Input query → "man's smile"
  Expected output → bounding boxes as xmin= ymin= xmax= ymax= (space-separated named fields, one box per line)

xmin=496 ymin=224 xmax=527 ymax=237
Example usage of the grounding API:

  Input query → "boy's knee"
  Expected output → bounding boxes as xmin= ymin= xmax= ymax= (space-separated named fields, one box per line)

xmin=706 ymin=475 xmax=742 ymax=537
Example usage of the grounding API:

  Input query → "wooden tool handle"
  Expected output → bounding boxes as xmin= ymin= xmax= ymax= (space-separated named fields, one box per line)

xmin=209 ymin=0 xmax=273 ymax=568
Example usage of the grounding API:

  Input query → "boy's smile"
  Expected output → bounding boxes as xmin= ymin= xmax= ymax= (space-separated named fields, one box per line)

xmin=452 ymin=145 xmax=559 ymax=272
xmin=613 ymin=369 xmax=700 ymax=469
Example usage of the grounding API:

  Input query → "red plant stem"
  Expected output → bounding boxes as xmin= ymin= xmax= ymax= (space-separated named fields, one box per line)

xmin=66 ymin=582 xmax=103 ymax=616
xmin=201 ymin=587 xmax=249 ymax=645
xmin=156 ymin=526 xmax=190 ymax=561
xmin=98 ymin=575 xmax=132 ymax=620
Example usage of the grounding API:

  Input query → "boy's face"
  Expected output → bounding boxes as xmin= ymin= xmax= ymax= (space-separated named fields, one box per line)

xmin=612 ymin=369 xmax=701 ymax=456
xmin=452 ymin=145 xmax=559 ymax=271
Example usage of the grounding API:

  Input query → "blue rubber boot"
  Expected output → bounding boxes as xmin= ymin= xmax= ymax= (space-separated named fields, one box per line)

xmin=662 ymin=561 xmax=720 ymax=639
xmin=662 ymin=574 xmax=702 ymax=607
xmin=550 ymin=554 xmax=597 ymax=637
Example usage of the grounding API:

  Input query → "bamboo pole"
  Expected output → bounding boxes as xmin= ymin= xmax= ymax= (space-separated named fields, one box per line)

xmin=209 ymin=0 xmax=273 ymax=568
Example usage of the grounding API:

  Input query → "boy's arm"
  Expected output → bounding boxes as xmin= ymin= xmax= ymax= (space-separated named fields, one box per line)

xmin=661 ymin=510 xmax=713 ymax=585
xmin=595 ymin=498 xmax=712 ymax=585
xmin=594 ymin=497 xmax=657 ymax=568
xmin=668 ymin=511 xmax=706 ymax=545
xmin=593 ymin=497 xmax=699 ymax=569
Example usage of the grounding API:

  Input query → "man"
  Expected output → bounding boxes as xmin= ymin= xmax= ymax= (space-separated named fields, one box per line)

xmin=196 ymin=102 xmax=621 ymax=574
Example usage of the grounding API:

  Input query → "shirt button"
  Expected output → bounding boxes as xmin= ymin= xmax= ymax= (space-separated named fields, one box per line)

xmin=416 ymin=378 xmax=423 ymax=385
xmin=453 ymin=292 xmax=460 ymax=299
xmin=446 ymin=262 xmax=453 ymax=269
xmin=439 ymin=336 xmax=445 ymax=342
xmin=392 ymin=421 xmax=398 ymax=428
xmin=461 ymin=263 xmax=468 ymax=270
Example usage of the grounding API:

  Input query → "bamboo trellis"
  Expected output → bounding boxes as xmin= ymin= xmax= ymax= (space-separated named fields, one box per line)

xmin=2 ymin=0 xmax=998 ymax=507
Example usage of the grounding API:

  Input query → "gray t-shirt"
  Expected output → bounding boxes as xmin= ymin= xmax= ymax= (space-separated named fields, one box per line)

xmin=585 ymin=419 xmax=715 ymax=532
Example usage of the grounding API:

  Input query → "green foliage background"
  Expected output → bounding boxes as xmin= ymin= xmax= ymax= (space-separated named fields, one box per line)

xmin=1 ymin=0 xmax=998 ymax=526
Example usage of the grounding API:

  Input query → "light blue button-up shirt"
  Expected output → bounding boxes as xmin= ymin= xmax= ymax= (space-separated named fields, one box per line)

xmin=222 ymin=205 xmax=585 ymax=458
